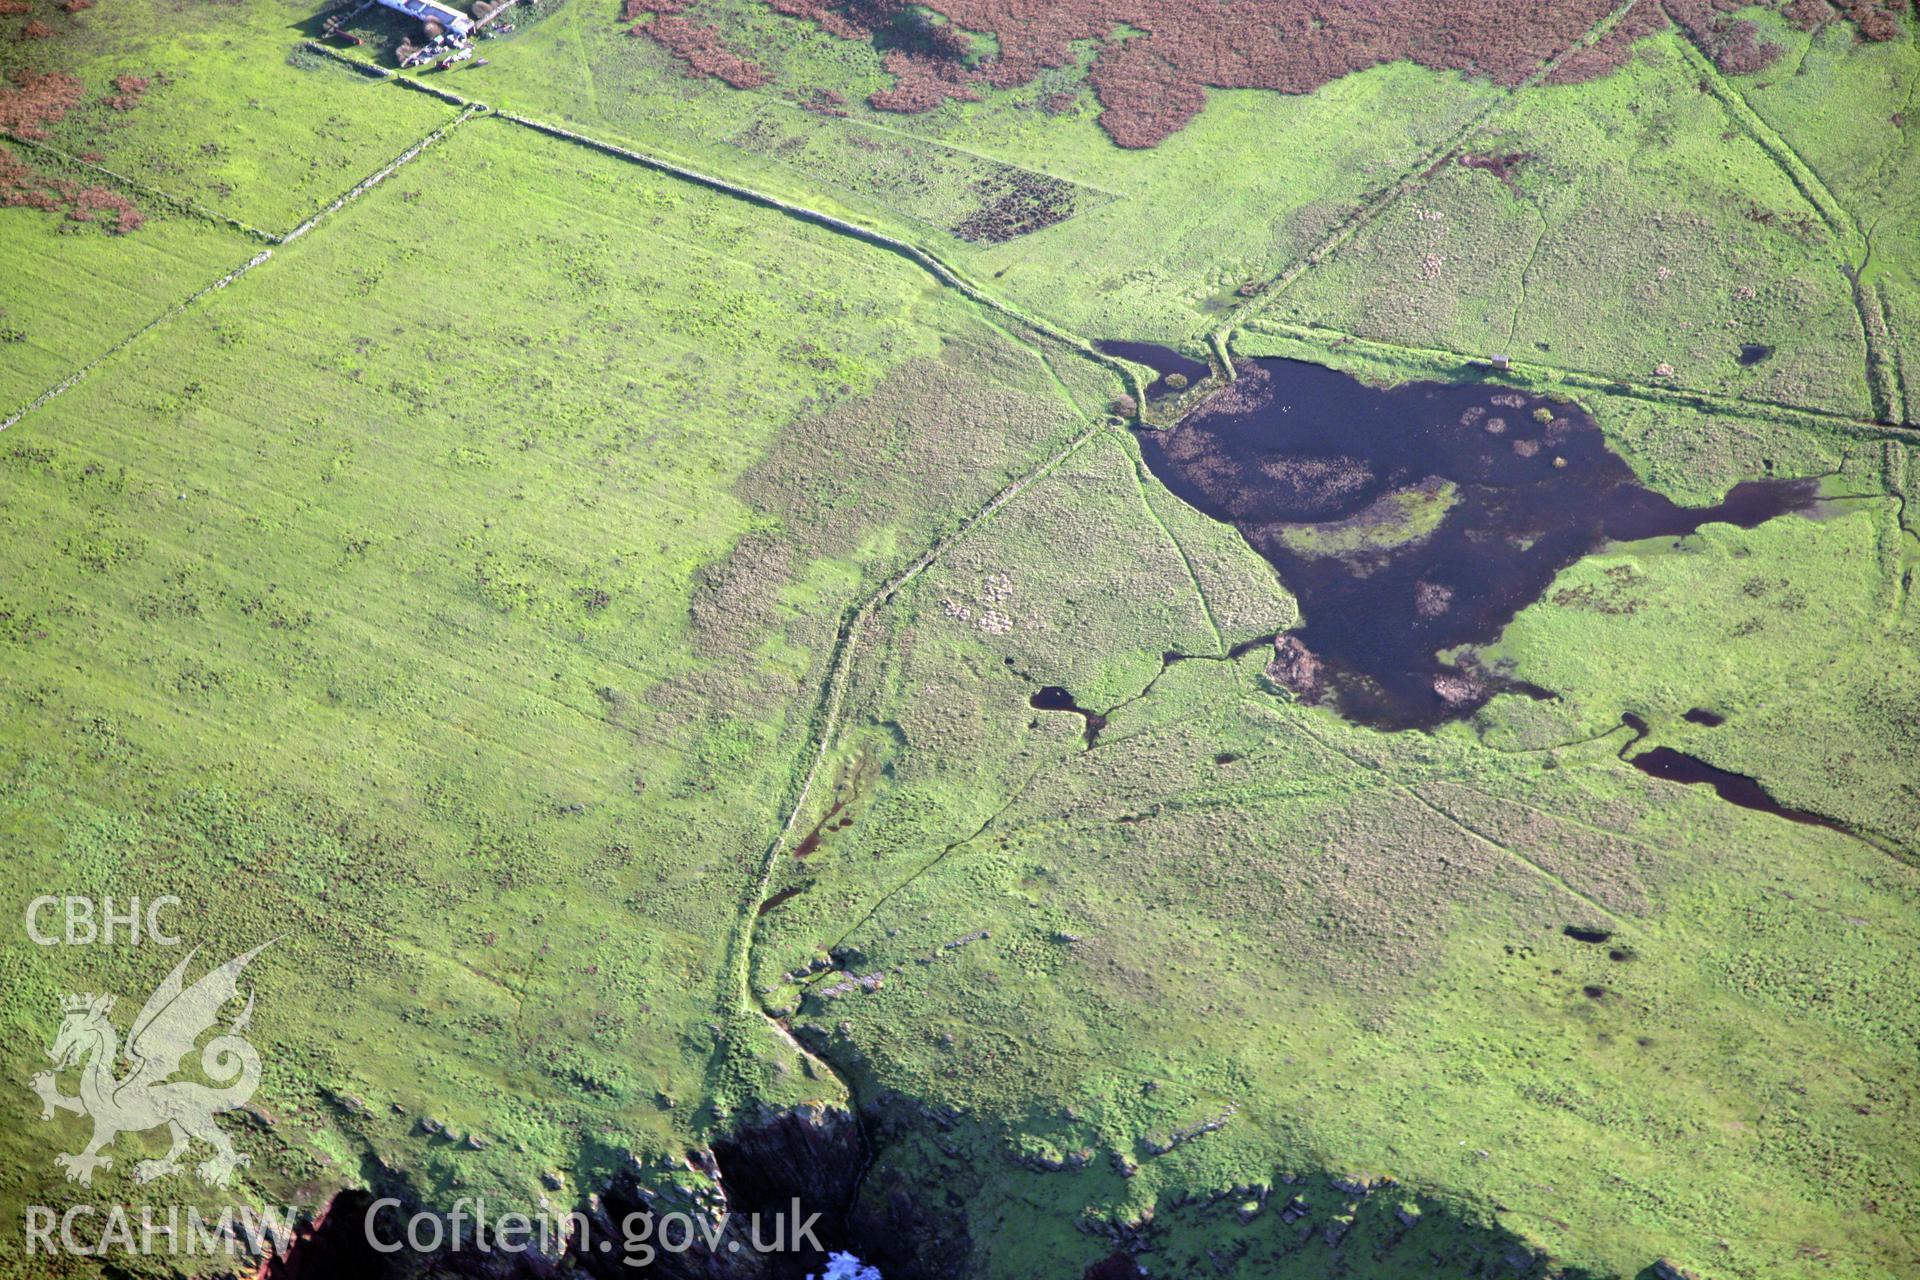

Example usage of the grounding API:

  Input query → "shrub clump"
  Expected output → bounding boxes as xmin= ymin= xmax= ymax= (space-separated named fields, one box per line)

xmin=2 ymin=148 xmax=146 ymax=232
xmin=0 ymin=68 xmax=83 ymax=138
xmin=1710 ymin=18 xmax=1784 ymax=75
xmin=102 ymin=72 xmax=150 ymax=111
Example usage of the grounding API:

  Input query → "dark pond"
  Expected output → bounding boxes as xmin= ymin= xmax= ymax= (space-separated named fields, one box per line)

xmin=1616 ymin=711 xmax=1847 ymax=832
xmin=793 ymin=799 xmax=848 ymax=858
xmin=1030 ymin=685 xmax=1108 ymax=746
xmin=1137 ymin=358 xmax=1819 ymax=729
xmin=1096 ymin=339 xmax=1212 ymax=400
xmin=1626 ymin=745 xmax=1844 ymax=831
xmin=1738 ymin=343 xmax=1775 ymax=366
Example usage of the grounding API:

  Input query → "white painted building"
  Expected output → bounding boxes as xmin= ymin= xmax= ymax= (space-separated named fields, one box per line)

xmin=375 ymin=0 xmax=473 ymax=37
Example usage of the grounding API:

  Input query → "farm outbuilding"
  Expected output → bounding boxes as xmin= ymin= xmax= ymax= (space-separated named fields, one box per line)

xmin=376 ymin=0 xmax=473 ymax=36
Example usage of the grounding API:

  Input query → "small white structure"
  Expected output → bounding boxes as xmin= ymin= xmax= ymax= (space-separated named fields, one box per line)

xmin=377 ymin=0 xmax=473 ymax=36
xmin=811 ymin=1255 xmax=883 ymax=1280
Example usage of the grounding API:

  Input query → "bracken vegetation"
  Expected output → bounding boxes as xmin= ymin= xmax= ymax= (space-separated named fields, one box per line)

xmin=621 ymin=0 xmax=1920 ymax=147
xmin=631 ymin=9 xmax=770 ymax=86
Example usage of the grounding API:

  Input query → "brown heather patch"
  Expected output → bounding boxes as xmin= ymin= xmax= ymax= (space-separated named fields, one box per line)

xmin=16 ymin=17 xmax=54 ymax=38
xmin=640 ymin=0 xmax=1656 ymax=148
xmin=57 ymin=180 xmax=143 ymax=231
xmin=1547 ymin=0 xmax=1668 ymax=83
xmin=869 ymin=47 xmax=980 ymax=112
xmin=1713 ymin=18 xmax=1784 ymax=73
xmin=0 ymin=146 xmax=46 ymax=201
xmin=102 ymin=71 xmax=148 ymax=111
xmin=632 ymin=13 xmax=770 ymax=88
xmin=1838 ymin=0 xmax=1905 ymax=40
xmin=1668 ymin=0 xmax=1783 ymax=73
xmin=0 ymin=67 xmax=83 ymax=138
xmin=800 ymin=86 xmax=848 ymax=114
xmin=627 ymin=0 xmax=1920 ymax=145
xmin=1670 ymin=0 xmax=1910 ymax=73
xmin=767 ymin=0 xmax=872 ymax=41
xmin=1458 ymin=149 xmax=1534 ymax=195
xmin=1 ymin=147 xmax=144 ymax=231
xmin=1 ymin=46 xmax=147 ymax=233
xmin=928 ymin=0 xmax=1642 ymax=147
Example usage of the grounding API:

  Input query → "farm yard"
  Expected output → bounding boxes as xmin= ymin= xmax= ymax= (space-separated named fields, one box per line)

xmin=2 ymin=1 xmax=1917 ymax=1279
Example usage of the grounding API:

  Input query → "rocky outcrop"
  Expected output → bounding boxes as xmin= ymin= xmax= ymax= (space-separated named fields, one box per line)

xmin=254 ymin=1100 xmax=993 ymax=1280
xmin=257 ymin=1100 xmax=1589 ymax=1280
xmin=711 ymin=1103 xmax=868 ymax=1229
xmin=260 ymin=1104 xmax=873 ymax=1280
xmin=847 ymin=1163 xmax=972 ymax=1280
xmin=254 ymin=1188 xmax=562 ymax=1280
xmin=1265 ymin=634 xmax=1326 ymax=702
xmin=1139 ymin=1104 xmax=1236 ymax=1157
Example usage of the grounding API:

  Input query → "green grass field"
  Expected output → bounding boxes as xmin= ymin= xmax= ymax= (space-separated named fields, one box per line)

xmin=0 ymin=185 xmax=256 ymax=414
xmin=3 ymin=0 xmax=461 ymax=232
xmin=1261 ymin=30 xmax=1874 ymax=417
xmin=0 ymin=106 xmax=1106 ymax=1271
xmin=1716 ymin=6 xmax=1920 ymax=426
xmin=391 ymin=0 xmax=1511 ymax=342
